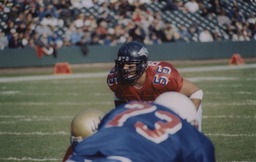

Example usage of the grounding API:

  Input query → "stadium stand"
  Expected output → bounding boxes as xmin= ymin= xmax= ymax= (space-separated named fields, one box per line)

xmin=0 ymin=0 xmax=255 ymax=50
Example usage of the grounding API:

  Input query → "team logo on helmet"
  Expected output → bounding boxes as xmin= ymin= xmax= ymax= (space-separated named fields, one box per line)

xmin=137 ymin=47 xmax=148 ymax=57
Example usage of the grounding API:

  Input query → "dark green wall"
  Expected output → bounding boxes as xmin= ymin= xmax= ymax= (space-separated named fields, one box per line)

xmin=0 ymin=41 xmax=255 ymax=68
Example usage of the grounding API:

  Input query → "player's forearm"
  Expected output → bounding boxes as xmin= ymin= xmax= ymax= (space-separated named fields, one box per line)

xmin=191 ymin=98 xmax=201 ymax=111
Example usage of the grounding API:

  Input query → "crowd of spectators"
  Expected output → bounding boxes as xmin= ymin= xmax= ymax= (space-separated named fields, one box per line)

xmin=0 ymin=0 xmax=255 ymax=52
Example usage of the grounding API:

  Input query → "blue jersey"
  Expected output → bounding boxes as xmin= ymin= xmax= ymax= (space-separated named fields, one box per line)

xmin=67 ymin=101 xmax=215 ymax=162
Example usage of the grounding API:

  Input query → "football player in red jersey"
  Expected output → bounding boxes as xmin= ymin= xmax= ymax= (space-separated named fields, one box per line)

xmin=107 ymin=41 xmax=204 ymax=131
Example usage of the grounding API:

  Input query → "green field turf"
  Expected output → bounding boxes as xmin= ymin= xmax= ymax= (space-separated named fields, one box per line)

xmin=0 ymin=61 xmax=255 ymax=162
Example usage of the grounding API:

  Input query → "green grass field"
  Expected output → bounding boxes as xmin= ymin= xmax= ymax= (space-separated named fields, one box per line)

xmin=0 ymin=60 xmax=255 ymax=162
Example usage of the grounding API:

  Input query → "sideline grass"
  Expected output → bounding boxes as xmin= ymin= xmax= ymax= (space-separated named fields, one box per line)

xmin=0 ymin=62 xmax=255 ymax=161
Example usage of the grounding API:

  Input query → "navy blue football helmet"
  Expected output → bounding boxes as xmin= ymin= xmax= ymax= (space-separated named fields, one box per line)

xmin=115 ymin=41 xmax=148 ymax=85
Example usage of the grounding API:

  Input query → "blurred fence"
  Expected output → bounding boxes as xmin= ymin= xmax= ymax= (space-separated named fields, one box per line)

xmin=0 ymin=41 xmax=255 ymax=68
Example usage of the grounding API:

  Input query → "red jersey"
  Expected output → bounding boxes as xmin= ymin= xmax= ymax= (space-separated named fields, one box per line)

xmin=62 ymin=145 xmax=73 ymax=162
xmin=107 ymin=61 xmax=183 ymax=102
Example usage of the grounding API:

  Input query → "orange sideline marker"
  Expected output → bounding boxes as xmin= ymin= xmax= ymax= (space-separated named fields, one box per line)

xmin=54 ymin=62 xmax=72 ymax=75
xmin=229 ymin=54 xmax=245 ymax=65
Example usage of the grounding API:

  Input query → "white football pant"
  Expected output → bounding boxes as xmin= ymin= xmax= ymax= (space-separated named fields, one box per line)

xmin=197 ymin=104 xmax=202 ymax=132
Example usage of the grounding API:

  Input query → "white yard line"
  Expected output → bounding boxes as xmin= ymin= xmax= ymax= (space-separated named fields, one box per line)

xmin=0 ymin=115 xmax=73 ymax=119
xmin=0 ymin=131 xmax=254 ymax=137
xmin=0 ymin=131 xmax=69 ymax=135
xmin=0 ymin=101 xmax=113 ymax=106
xmin=203 ymin=101 xmax=256 ymax=106
xmin=187 ymin=77 xmax=238 ymax=82
xmin=0 ymin=115 xmax=73 ymax=123
xmin=205 ymin=133 xmax=256 ymax=137
xmin=0 ymin=64 xmax=255 ymax=83
xmin=0 ymin=72 xmax=108 ymax=83
xmin=178 ymin=64 xmax=256 ymax=72
xmin=203 ymin=115 xmax=255 ymax=119
xmin=0 ymin=157 xmax=61 ymax=161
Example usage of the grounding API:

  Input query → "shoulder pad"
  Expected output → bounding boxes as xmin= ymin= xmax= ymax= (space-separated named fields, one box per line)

xmin=107 ymin=67 xmax=119 ymax=91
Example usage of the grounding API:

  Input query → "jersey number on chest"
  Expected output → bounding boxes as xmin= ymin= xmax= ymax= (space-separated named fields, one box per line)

xmin=154 ymin=66 xmax=171 ymax=86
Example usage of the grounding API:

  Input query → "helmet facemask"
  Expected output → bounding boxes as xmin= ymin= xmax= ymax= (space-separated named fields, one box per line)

xmin=115 ymin=60 xmax=147 ymax=85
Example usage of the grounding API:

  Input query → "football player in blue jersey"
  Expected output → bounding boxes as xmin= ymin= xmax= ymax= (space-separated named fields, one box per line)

xmin=66 ymin=92 xmax=215 ymax=162
xmin=62 ymin=109 xmax=104 ymax=162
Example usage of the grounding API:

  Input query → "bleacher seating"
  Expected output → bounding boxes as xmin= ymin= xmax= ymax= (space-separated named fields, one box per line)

xmin=0 ymin=0 xmax=255 ymax=49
